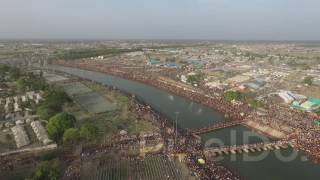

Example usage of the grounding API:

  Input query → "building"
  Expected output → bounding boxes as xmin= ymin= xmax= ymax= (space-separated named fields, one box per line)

xmin=291 ymin=97 xmax=320 ymax=112
xmin=30 ymin=121 xmax=52 ymax=145
xmin=226 ymin=75 xmax=251 ymax=84
xmin=11 ymin=125 xmax=30 ymax=148
xmin=148 ymin=59 xmax=161 ymax=66
xmin=278 ymin=91 xmax=306 ymax=104
xmin=242 ymin=79 xmax=266 ymax=91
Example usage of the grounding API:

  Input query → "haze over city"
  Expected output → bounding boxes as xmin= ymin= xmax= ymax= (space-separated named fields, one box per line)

xmin=1 ymin=0 xmax=320 ymax=40
xmin=1 ymin=1 xmax=320 ymax=180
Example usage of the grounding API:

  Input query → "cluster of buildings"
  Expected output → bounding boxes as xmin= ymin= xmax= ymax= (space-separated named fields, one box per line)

xmin=277 ymin=90 xmax=320 ymax=112
xmin=0 ymin=91 xmax=53 ymax=151
xmin=119 ymin=43 xmax=320 ymax=114
xmin=1 ymin=91 xmax=43 ymax=114
xmin=8 ymin=119 xmax=53 ymax=150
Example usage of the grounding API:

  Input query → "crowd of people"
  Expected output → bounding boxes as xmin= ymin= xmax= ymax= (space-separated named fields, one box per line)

xmin=296 ymin=130 xmax=320 ymax=162
xmin=186 ymin=156 xmax=240 ymax=180
xmin=0 ymin=155 xmax=36 ymax=171
xmin=53 ymin=60 xmax=255 ymax=179
xmin=54 ymin=59 xmax=320 ymax=177
xmin=249 ymin=103 xmax=320 ymax=161
xmin=56 ymin=60 xmax=250 ymax=122
xmin=182 ymin=137 xmax=240 ymax=180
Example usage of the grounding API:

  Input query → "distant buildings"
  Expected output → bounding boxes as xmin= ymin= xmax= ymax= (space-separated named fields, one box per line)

xmin=278 ymin=91 xmax=306 ymax=104
xmin=148 ymin=59 xmax=161 ymax=66
xmin=291 ymin=98 xmax=320 ymax=112
xmin=226 ymin=75 xmax=251 ymax=84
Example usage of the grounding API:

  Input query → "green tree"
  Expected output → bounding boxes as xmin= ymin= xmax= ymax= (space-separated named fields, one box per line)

xmin=224 ymin=91 xmax=243 ymax=101
xmin=16 ymin=78 xmax=28 ymax=92
xmin=37 ymin=89 xmax=70 ymax=120
xmin=303 ymin=76 xmax=314 ymax=86
xmin=80 ymin=124 xmax=98 ymax=141
xmin=8 ymin=67 xmax=20 ymax=81
xmin=249 ymin=100 xmax=265 ymax=109
xmin=63 ymin=128 xmax=80 ymax=144
xmin=37 ymin=104 xmax=59 ymax=120
xmin=47 ymin=112 xmax=76 ymax=142
xmin=186 ymin=73 xmax=204 ymax=85
xmin=0 ymin=64 xmax=10 ymax=77
xmin=44 ymin=89 xmax=70 ymax=107
xmin=32 ymin=159 xmax=63 ymax=180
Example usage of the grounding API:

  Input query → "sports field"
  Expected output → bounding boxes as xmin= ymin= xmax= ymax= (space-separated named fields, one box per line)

xmin=74 ymin=92 xmax=117 ymax=113
xmin=60 ymin=82 xmax=93 ymax=96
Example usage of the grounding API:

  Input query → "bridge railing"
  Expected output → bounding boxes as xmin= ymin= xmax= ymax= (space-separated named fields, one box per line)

xmin=188 ymin=120 xmax=245 ymax=134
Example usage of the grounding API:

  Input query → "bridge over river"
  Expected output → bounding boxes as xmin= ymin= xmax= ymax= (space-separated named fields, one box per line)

xmin=44 ymin=65 xmax=320 ymax=180
xmin=204 ymin=140 xmax=295 ymax=157
xmin=188 ymin=120 xmax=245 ymax=135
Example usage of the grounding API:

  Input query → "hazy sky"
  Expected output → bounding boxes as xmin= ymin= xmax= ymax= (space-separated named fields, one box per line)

xmin=0 ymin=0 xmax=319 ymax=40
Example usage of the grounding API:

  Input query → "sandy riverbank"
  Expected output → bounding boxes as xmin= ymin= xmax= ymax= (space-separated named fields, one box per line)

xmin=243 ymin=120 xmax=286 ymax=139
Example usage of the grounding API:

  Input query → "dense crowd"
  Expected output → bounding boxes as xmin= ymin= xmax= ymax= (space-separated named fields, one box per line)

xmin=0 ymin=155 xmax=36 ymax=171
xmin=54 ymin=60 xmax=320 ymax=176
xmin=53 ymin=60 xmax=252 ymax=179
xmin=186 ymin=155 xmax=240 ymax=180
xmin=56 ymin=60 xmax=250 ymax=122
xmin=182 ymin=137 xmax=240 ymax=180
xmin=64 ymin=163 xmax=80 ymax=180
xmin=249 ymin=103 xmax=320 ymax=160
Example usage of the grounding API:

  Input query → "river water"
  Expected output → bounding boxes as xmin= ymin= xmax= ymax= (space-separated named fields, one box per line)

xmin=47 ymin=65 xmax=320 ymax=180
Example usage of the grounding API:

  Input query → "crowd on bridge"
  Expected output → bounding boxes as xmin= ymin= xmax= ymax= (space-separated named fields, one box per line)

xmin=181 ymin=136 xmax=240 ymax=180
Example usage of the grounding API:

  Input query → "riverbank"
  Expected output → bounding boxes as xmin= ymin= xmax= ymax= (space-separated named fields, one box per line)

xmin=42 ymin=64 xmax=320 ymax=180
xmin=53 ymin=60 xmax=250 ymax=123
xmin=243 ymin=120 xmax=286 ymax=139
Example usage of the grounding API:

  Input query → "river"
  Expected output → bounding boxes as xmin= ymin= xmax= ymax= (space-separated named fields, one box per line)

xmin=46 ymin=65 xmax=320 ymax=180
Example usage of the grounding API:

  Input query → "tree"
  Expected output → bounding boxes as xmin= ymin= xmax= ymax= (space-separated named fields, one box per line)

xmin=224 ymin=91 xmax=243 ymax=101
xmin=0 ymin=64 xmax=9 ymax=72
xmin=47 ymin=112 xmax=76 ymax=142
xmin=44 ymin=90 xmax=70 ymax=107
xmin=37 ymin=89 xmax=70 ymax=120
xmin=16 ymin=78 xmax=28 ymax=92
xmin=249 ymin=100 xmax=265 ymax=109
xmin=186 ymin=73 xmax=204 ymax=85
xmin=80 ymin=124 xmax=98 ymax=141
xmin=8 ymin=67 xmax=20 ymax=81
xmin=303 ymin=76 xmax=314 ymax=86
xmin=0 ymin=64 xmax=10 ymax=77
xmin=63 ymin=128 xmax=80 ymax=144
xmin=32 ymin=159 xmax=63 ymax=180
xmin=37 ymin=104 xmax=58 ymax=120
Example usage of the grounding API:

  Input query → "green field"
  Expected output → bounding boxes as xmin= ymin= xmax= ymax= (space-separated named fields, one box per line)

xmin=60 ymin=82 xmax=92 ymax=96
xmin=74 ymin=92 xmax=117 ymax=114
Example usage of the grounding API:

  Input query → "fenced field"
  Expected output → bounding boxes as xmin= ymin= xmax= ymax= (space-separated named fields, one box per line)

xmin=74 ymin=92 xmax=117 ymax=114
xmin=60 ymin=82 xmax=92 ymax=96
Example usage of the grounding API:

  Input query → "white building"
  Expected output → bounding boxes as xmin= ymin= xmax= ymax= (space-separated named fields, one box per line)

xmin=11 ymin=125 xmax=30 ymax=148
xmin=31 ymin=121 xmax=52 ymax=145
